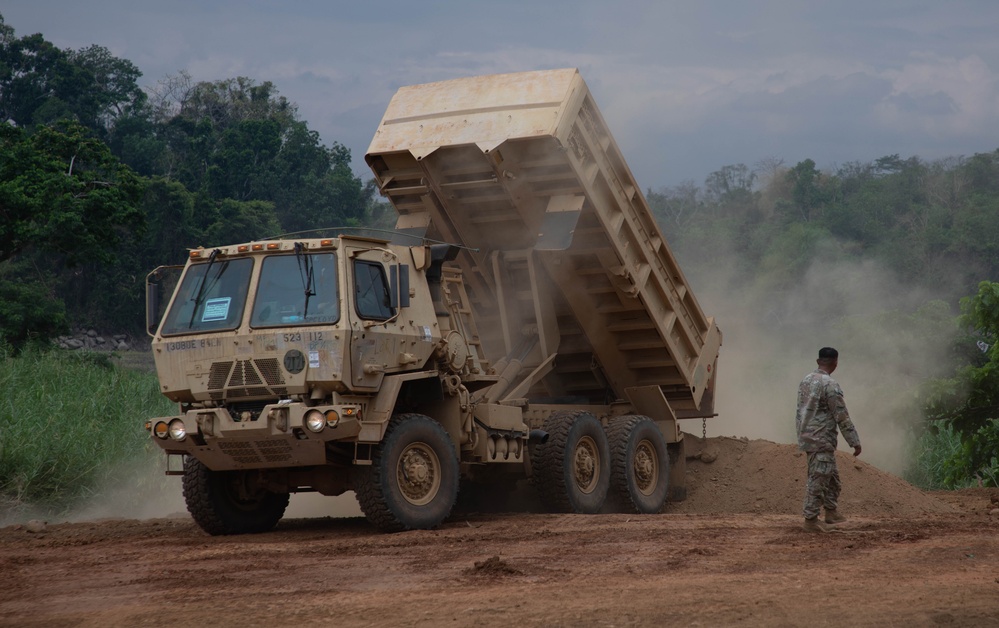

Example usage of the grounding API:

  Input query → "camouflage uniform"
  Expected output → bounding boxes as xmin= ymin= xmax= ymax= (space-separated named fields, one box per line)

xmin=796 ymin=368 xmax=860 ymax=520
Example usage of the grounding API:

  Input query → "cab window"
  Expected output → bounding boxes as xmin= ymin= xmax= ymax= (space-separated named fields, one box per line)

xmin=353 ymin=260 xmax=393 ymax=320
xmin=251 ymin=253 xmax=339 ymax=327
xmin=160 ymin=257 xmax=253 ymax=335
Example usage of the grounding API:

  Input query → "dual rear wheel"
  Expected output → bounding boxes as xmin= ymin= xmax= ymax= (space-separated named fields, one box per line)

xmin=532 ymin=412 xmax=669 ymax=514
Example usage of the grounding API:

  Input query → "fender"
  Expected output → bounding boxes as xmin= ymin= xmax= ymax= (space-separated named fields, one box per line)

xmin=357 ymin=370 xmax=441 ymax=443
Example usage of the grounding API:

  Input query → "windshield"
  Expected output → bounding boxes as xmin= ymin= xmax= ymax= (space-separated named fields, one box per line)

xmin=251 ymin=252 xmax=339 ymax=327
xmin=160 ymin=257 xmax=253 ymax=335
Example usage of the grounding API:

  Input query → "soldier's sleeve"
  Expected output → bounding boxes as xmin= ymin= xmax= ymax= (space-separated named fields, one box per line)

xmin=827 ymin=382 xmax=860 ymax=448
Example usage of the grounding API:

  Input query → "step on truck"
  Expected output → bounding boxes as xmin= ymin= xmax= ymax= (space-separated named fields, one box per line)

xmin=145 ymin=68 xmax=722 ymax=534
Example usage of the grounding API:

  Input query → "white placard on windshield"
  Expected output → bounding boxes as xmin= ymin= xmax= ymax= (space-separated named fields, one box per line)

xmin=201 ymin=297 xmax=231 ymax=322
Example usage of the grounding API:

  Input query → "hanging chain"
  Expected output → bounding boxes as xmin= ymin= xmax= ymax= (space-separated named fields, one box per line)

xmin=702 ymin=417 xmax=707 ymax=441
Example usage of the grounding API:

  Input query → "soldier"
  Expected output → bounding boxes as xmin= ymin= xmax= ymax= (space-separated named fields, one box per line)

xmin=796 ymin=347 xmax=861 ymax=532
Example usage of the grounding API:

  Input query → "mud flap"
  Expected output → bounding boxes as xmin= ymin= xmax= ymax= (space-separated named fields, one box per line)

xmin=668 ymin=438 xmax=687 ymax=502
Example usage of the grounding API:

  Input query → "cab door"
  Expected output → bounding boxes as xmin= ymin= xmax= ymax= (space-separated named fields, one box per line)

xmin=344 ymin=244 xmax=407 ymax=391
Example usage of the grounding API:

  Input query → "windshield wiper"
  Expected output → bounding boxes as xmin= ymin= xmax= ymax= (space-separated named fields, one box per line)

xmin=187 ymin=248 xmax=222 ymax=329
xmin=294 ymin=242 xmax=316 ymax=320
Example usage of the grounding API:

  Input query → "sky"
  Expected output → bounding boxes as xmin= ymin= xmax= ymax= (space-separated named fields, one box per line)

xmin=4 ymin=1 xmax=999 ymax=191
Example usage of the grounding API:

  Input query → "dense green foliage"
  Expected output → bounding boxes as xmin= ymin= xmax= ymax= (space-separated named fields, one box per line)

xmin=918 ymin=281 xmax=999 ymax=486
xmin=0 ymin=14 xmax=386 ymax=348
xmin=0 ymin=120 xmax=145 ymax=348
xmin=0 ymin=348 xmax=175 ymax=517
xmin=906 ymin=422 xmax=985 ymax=490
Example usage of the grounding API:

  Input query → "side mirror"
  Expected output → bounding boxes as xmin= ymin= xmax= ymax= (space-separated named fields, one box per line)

xmin=145 ymin=265 xmax=184 ymax=337
xmin=146 ymin=281 xmax=160 ymax=336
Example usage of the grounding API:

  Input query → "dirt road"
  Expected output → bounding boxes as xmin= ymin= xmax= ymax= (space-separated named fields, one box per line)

xmin=2 ymin=438 xmax=997 ymax=627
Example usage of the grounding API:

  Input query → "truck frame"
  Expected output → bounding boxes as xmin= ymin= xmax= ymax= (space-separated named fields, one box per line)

xmin=145 ymin=69 xmax=722 ymax=533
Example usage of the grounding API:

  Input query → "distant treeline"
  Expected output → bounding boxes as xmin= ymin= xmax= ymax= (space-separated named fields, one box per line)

xmin=648 ymin=154 xmax=999 ymax=315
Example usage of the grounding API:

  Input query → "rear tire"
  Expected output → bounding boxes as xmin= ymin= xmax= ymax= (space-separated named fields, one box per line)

xmin=532 ymin=411 xmax=610 ymax=513
xmin=606 ymin=415 xmax=670 ymax=514
xmin=354 ymin=414 xmax=459 ymax=532
xmin=182 ymin=457 xmax=289 ymax=535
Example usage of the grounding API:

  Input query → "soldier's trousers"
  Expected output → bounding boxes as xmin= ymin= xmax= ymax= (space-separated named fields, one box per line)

xmin=803 ymin=450 xmax=841 ymax=519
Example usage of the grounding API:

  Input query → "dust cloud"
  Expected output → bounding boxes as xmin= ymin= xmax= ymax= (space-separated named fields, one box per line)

xmin=66 ymin=455 xmax=365 ymax=524
xmin=687 ymin=244 xmax=957 ymax=478
xmin=1 ymin=452 xmax=363 ymax=527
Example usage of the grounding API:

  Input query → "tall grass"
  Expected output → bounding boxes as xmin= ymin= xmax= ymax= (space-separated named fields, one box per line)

xmin=906 ymin=422 xmax=985 ymax=490
xmin=0 ymin=348 xmax=176 ymax=521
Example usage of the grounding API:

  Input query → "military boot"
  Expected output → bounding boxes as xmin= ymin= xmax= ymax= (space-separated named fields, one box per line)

xmin=802 ymin=517 xmax=829 ymax=533
xmin=825 ymin=509 xmax=847 ymax=524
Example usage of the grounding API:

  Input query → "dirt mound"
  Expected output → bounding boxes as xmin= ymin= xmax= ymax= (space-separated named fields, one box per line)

xmin=669 ymin=435 xmax=955 ymax=517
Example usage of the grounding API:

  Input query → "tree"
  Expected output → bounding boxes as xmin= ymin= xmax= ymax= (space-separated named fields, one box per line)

xmin=0 ymin=269 xmax=67 ymax=352
xmin=0 ymin=31 xmax=70 ymax=126
xmin=144 ymin=75 xmax=365 ymax=233
xmin=647 ymin=181 xmax=700 ymax=229
xmin=0 ymin=120 xmax=144 ymax=349
xmin=785 ymin=158 xmax=824 ymax=220
xmin=703 ymin=163 xmax=755 ymax=205
xmin=922 ymin=281 xmax=999 ymax=485
xmin=0 ymin=121 xmax=144 ymax=266
xmin=203 ymin=199 xmax=281 ymax=246
xmin=69 ymin=44 xmax=145 ymax=133
xmin=0 ymin=19 xmax=144 ymax=140
xmin=140 ymin=177 xmax=198 ymax=266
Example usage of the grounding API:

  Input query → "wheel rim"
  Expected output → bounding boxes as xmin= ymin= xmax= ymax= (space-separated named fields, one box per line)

xmin=573 ymin=435 xmax=601 ymax=494
xmin=397 ymin=442 xmax=441 ymax=506
xmin=633 ymin=439 xmax=659 ymax=496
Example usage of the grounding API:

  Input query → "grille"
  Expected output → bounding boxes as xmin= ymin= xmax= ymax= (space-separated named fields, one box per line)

xmin=206 ymin=358 xmax=287 ymax=399
xmin=208 ymin=362 xmax=233 ymax=390
xmin=217 ymin=441 xmax=259 ymax=464
xmin=227 ymin=387 xmax=271 ymax=399
xmin=217 ymin=439 xmax=293 ymax=464
xmin=257 ymin=439 xmax=293 ymax=462
xmin=255 ymin=359 xmax=284 ymax=386
xmin=229 ymin=360 xmax=263 ymax=387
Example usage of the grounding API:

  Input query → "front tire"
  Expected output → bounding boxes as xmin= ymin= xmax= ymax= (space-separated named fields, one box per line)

xmin=532 ymin=411 xmax=610 ymax=513
xmin=354 ymin=414 xmax=459 ymax=532
xmin=182 ymin=457 xmax=289 ymax=535
xmin=606 ymin=415 xmax=670 ymax=513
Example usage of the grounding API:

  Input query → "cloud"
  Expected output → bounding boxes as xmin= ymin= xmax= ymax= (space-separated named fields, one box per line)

xmin=889 ymin=90 xmax=957 ymax=116
xmin=3 ymin=1 xmax=999 ymax=188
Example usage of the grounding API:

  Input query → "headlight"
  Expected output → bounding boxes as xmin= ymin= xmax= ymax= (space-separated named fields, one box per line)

xmin=198 ymin=413 xmax=215 ymax=437
xmin=168 ymin=419 xmax=187 ymax=441
xmin=304 ymin=409 xmax=325 ymax=433
xmin=325 ymin=409 xmax=340 ymax=427
xmin=153 ymin=422 xmax=169 ymax=439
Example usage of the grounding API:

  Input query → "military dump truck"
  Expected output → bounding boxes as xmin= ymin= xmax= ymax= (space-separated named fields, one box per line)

xmin=145 ymin=68 xmax=722 ymax=534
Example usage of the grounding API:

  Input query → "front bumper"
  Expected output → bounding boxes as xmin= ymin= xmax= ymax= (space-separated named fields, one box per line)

xmin=147 ymin=402 xmax=362 ymax=471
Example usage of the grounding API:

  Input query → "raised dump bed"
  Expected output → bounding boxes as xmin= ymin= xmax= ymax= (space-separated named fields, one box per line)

xmin=366 ymin=68 xmax=721 ymax=422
